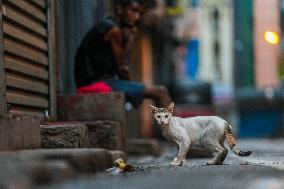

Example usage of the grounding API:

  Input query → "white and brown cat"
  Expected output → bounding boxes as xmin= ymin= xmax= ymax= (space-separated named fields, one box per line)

xmin=149 ymin=102 xmax=251 ymax=166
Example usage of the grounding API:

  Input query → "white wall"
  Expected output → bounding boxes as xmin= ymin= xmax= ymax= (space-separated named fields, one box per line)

xmin=199 ymin=0 xmax=233 ymax=86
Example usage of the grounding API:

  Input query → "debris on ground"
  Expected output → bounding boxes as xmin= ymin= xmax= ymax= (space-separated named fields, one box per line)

xmin=106 ymin=158 xmax=135 ymax=174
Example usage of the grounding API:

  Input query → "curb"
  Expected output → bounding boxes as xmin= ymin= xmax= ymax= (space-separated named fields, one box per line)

xmin=0 ymin=148 xmax=116 ymax=187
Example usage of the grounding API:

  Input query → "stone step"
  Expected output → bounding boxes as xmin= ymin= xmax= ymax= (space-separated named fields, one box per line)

xmin=57 ymin=92 xmax=127 ymax=151
xmin=0 ymin=148 xmax=118 ymax=187
xmin=40 ymin=122 xmax=89 ymax=149
xmin=128 ymin=138 xmax=162 ymax=157
xmin=85 ymin=120 xmax=124 ymax=151
xmin=57 ymin=92 xmax=125 ymax=122
xmin=0 ymin=116 xmax=41 ymax=151
xmin=41 ymin=121 xmax=125 ymax=152
xmin=110 ymin=150 xmax=127 ymax=162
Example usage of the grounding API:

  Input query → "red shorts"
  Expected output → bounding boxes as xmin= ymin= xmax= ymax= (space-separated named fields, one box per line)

xmin=77 ymin=81 xmax=112 ymax=94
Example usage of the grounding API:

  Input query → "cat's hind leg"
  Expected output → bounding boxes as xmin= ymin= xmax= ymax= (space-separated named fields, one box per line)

xmin=170 ymin=141 xmax=190 ymax=166
xmin=207 ymin=145 xmax=228 ymax=165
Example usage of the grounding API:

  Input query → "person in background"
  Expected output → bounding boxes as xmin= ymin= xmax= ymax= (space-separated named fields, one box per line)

xmin=74 ymin=0 xmax=171 ymax=107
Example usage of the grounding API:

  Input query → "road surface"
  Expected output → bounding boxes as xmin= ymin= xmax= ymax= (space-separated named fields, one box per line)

xmin=48 ymin=139 xmax=284 ymax=189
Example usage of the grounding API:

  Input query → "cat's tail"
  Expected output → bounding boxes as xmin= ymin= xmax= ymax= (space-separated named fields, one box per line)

xmin=224 ymin=123 xmax=252 ymax=157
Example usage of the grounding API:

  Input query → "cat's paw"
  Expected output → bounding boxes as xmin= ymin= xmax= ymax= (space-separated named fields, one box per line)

xmin=170 ymin=159 xmax=183 ymax=166
xmin=207 ymin=161 xmax=223 ymax=165
xmin=206 ymin=161 xmax=215 ymax=165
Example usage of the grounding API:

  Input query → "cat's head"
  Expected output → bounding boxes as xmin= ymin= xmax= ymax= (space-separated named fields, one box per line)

xmin=149 ymin=102 xmax=174 ymax=125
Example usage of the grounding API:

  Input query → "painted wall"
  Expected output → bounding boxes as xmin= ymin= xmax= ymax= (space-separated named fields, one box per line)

xmin=254 ymin=0 xmax=281 ymax=89
xmin=233 ymin=0 xmax=254 ymax=88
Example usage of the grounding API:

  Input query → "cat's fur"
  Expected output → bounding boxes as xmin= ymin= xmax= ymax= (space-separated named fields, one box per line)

xmin=149 ymin=102 xmax=252 ymax=166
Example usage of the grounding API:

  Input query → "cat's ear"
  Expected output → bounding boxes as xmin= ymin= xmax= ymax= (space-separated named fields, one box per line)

xmin=149 ymin=104 xmax=158 ymax=113
xmin=167 ymin=102 xmax=174 ymax=114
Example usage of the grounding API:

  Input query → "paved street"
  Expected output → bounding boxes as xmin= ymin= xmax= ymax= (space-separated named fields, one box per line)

xmin=47 ymin=139 xmax=284 ymax=189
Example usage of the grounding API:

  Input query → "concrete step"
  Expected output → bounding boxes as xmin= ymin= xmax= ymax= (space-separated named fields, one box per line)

xmin=41 ymin=121 xmax=125 ymax=152
xmin=0 ymin=148 xmax=126 ymax=188
xmin=128 ymin=138 xmax=162 ymax=157
xmin=40 ymin=122 xmax=89 ymax=148
xmin=57 ymin=92 xmax=127 ymax=151
xmin=85 ymin=120 xmax=124 ymax=151
xmin=0 ymin=116 xmax=41 ymax=151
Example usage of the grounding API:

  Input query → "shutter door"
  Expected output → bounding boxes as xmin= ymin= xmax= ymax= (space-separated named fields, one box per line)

xmin=2 ymin=0 xmax=53 ymax=119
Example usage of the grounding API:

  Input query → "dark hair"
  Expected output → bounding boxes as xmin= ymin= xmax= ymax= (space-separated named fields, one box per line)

xmin=116 ymin=0 xmax=142 ymax=7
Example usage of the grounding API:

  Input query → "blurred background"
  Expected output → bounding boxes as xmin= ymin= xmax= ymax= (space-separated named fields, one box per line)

xmin=0 ymin=1 xmax=283 ymax=188
xmin=0 ymin=1 xmax=283 ymax=187
xmin=57 ymin=0 xmax=284 ymax=139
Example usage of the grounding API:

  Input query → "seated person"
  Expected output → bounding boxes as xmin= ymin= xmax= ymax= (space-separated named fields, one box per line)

xmin=74 ymin=0 xmax=171 ymax=107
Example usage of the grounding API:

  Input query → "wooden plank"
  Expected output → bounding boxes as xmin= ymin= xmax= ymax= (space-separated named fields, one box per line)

xmin=5 ymin=56 xmax=48 ymax=81
xmin=47 ymin=0 xmax=57 ymax=119
xmin=3 ymin=5 xmax=47 ymax=37
xmin=9 ymin=104 xmax=45 ymax=118
xmin=5 ymin=0 xmax=46 ymax=23
xmin=0 ymin=0 xmax=7 ymax=116
xmin=5 ymin=73 xmax=49 ymax=95
xmin=9 ymin=109 xmax=45 ymax=118
xmin=3 ymin=21 xmax=48 ymax=51
xmin=30 ymin=0 xmax=46 ymax=9
xmin=6 ymin=92 xmax=49 ymax=108
xmin=4 ymin=39 xmax=48 ymax=66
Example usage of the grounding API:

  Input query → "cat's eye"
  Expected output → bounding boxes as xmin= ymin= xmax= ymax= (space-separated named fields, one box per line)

xmin=157 ymin=115 xmax=161 ymax=118
xmin=165 ymin=115 xmax=168 ymax=118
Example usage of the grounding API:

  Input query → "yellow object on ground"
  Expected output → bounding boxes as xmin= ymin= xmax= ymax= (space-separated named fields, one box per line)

xmin=114 ymin=158 xmax=134 ymax=172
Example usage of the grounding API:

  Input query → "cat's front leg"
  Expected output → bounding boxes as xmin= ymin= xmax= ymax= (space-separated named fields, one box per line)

xmin=170 ymin=157 xmax=183 ymax=166
xmin=170 ymin=157 xmax=186 ymax=166
xmin=170 ymin=141 xmax=190 ymax=166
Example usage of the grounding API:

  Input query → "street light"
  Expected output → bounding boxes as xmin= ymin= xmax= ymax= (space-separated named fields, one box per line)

xmin=264 ymin=31 xmax=280 ymax=45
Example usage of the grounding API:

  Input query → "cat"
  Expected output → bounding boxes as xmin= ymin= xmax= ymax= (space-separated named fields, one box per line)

xmin=149 ymin=102 xmax=252 ymax=166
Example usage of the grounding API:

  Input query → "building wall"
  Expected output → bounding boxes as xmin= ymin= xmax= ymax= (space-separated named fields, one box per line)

xmin=233 ymin=0 xmax=254 ymax=88
xmin=281 ymin=0 xmax=284 ymax=80
xmin=199 ymin=0 xmax=233 ymax=86
xmin=254 ymin=0 xmax=281 ymax=89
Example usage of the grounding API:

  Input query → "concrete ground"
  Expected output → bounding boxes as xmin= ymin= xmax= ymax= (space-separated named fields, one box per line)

xmin=48 ymin=139 xmax=284 ymax=189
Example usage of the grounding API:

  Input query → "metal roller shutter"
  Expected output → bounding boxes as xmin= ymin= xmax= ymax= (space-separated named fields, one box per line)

xmin=1 ymin=0 xmax=55 ymax=119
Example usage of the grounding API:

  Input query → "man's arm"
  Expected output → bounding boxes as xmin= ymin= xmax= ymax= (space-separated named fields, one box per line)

xmin=105 ymin=26 xmax=132 ymax=80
